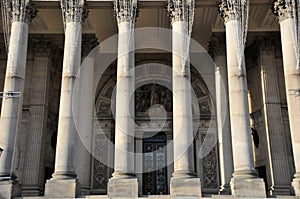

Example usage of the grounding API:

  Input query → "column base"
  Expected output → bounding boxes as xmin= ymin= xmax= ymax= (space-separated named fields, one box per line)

xmin=269 ymin=185 xmax=292 ymax=196
xmin=219 ymin=184 xmax=231 ymax=195
xmin=170 ymin=177 xmax=201 ymax=198
xmin=22 ymin=186 xmax=43 ymax=196
xmin=0 ymin=179 xmax=21 ymax=198
xmin=292 ymin=178 xmax=300 ymax=196
xmin=44 ymin=178 xmax=80 ymax=198
xmin=230 ymin=177 xmax=266 ymax=197
xmin=107 ymin=177 xmax=138 ymax=198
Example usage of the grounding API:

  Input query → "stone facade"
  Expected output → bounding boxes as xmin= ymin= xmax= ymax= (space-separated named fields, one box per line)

xmin=0 ymin=0 xmax=299 ymax=199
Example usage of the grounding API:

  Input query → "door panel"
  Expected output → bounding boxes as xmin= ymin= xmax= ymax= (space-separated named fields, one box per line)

xmin=143 ymin=133 xmax=167 ymax=195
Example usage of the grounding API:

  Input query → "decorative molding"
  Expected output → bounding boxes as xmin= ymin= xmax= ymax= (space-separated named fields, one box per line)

xmin=218 ymin=0 xmax=239 ymax=23
xmin=31 ymin=38 xmax=52 ymax=57
xmin=11 ymin=0 xmax=37 ymax=23
xmin=208 ymin=35 xmax=226 ymax=58
xmin=272 ymin=0 xmax=295 ymax=23
xmin=113 ymin=0 xmax=138 ymax=24
xmin=201 ymin=131 xmax=219 ymax=189
xmin=61 ymin=0 xmax=88 ymax=24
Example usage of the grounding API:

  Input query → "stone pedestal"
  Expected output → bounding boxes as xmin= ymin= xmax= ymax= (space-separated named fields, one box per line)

xmin=230 ymin=177 xmax=266 ymax=198
xmin=107 ymin=178 xmax=138 ymax=198
xmin=0 ymin=180 xmax=21 ymax=199
xmin=170 ymin=177 xmax=201 ymax=198
xmin=292 ymin=176 xmax=300 ymax=197
xmin=44 ymin=178 xmax=80 ymax=198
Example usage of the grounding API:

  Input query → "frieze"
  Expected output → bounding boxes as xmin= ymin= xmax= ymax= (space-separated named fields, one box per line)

xmin=135 ymin=84 xmax=172 ymax=113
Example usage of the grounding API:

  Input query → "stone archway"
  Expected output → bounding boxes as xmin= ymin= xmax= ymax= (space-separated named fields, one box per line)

xmin=91 ymin=62 xmax=219 ymax=194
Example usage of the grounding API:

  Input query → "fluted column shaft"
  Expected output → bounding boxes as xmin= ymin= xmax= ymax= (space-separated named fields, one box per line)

xmin=256 ymin=37 xmax=292 ymax=196
xmin=272 ymin=1 xmax=300 ymax=196
xmin=210 ymin=35 xmax=234 ymax=194
xmin=0 ymin=1 xmax=36 ymax=180
xmin=22 ymin=40 xmax=51 ymax=196
xmin=219 ymin=0 xmax=266 ymax=197
xmin=75 ymin=39 xmax=98 ymax=194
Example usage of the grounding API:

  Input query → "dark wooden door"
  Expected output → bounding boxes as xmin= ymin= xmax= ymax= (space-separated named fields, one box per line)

xmin=143 ymin=133 xmax=167 ymax=195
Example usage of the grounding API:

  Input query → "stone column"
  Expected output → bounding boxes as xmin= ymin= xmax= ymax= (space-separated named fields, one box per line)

xmin=167 ymin=1 xmax=201 ymax=197
xmin=74 ymin=37 xmax=98 ymax=195
xmin=209 ymin=35 xmax=234 ymax=195
xmin=107 ymin=0 xmax=138 ymax=198
xmin=219 ymin=1 xmax=266 ymax=197
xmin=0 ymin=1 xmax=37 ymax=198
xmin=44 ymin=1 xmax=87 ymax=198
xmin=22 ymin=39 xmax=52 ymax=196
xmin=255 ymin=37 xmax=292 ymax=196
xmin=272 ymin=1 xmax=300 ymax=196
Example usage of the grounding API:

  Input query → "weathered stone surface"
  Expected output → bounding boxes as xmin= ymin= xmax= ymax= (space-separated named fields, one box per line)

xmin=170 ymin=177 xmax=201 ymax=197
xmin=230 ymin=177 xmax=266 ymax=198
xmin=0 ymin=180 xmax=21 ymax=199
xmin=107 ymin=178 xmax=138 ymax=198
xmin=44 ymin=178 xmax=80 ymax=198
xmin=292 ymin=178 xmax=300 ymax=196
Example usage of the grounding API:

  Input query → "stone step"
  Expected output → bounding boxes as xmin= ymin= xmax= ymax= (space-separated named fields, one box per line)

xmin=16 ymin=196 xmax=300 ymax=199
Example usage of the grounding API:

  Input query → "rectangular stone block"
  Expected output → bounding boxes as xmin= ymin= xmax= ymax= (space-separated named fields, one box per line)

xmin=0 ymin=180 xmax=21 ymax=199
xmin=292 ymin=179 xmax=300 ymax=197
xmin=107 ymin=178 xmax=138 ymax=198
xmin=44 ymin=178 xmax=80 ymax=198
xmin=230 ymin=177 xmax=266 ymax=197
xmin=170 ymin=177 xmax=201 ymax=198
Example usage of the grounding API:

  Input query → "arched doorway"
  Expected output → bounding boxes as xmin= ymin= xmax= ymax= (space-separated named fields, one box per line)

xmin=92 ymin=61 xmax=219 ymax=195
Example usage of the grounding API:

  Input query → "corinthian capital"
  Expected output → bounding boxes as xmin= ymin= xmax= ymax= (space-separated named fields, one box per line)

xmin=167 ymin=0 xmax=194 ymax=23
xmin=208 ymin=34 xmax=226 ymax=58
xmin=114 ymin=0 xmax=139 ymax=24
xmin=11 ymin=0 xmax=37 ymax=24
xmin=272 ymin=0 xmax=295 ymax=23
xmin=61 ymin=0 xmax=88 ymax=23
xmin=218 ymin=0 xmax=240 ymax=23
